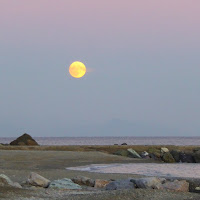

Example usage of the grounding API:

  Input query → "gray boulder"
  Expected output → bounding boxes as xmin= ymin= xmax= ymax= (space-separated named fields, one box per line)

xmin=131 ymin=177 xmax=166 ymax=189
xmin=72 ymin=176 xmax=95 ymax=187
xmin=127 ymin=148 xmax=141 ymax=158
xmin=0 ymin=174 xmax=22 ymax=188
xmin=49 ymin=178 xmax=82 ymax=190
xmin=105 ymin=179 xmax=134 ymax=190
xmin=27 ymin=172 xmax=50 ymax=188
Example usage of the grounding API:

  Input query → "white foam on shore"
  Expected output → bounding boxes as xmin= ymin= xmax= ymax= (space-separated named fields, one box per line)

xmin=67 ymin=163 xmax=200 ymax=179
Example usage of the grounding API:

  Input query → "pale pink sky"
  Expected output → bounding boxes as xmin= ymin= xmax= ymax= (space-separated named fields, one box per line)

xmin=0 ymin=1 xmax=200 ymax=136
xmin=1 ymin=0 xmax=200 ymax=48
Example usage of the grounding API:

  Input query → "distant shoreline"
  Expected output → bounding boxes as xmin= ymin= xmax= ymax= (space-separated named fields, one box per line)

xmin=1 ymin=136 xmax=200 ymax=146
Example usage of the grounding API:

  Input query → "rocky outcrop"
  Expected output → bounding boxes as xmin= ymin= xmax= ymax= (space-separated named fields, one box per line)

xmin=10 ymin=133 xmax=39 ymax=146
xmin=49 ymin=178 xmax=82 ymax=189
xmin=72 ymin=176 xmax=95 ymax=187
xmin=106 ymin=179 xmax=134 ymax=190
xmin=27 ymin=172 xmax=50 ymax=188
xmin=0 ymin=174 xmax=22 ymax=188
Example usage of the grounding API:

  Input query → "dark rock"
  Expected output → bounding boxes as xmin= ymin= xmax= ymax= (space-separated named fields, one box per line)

xmin=105 ymin=179 xmax=134 ymax=190
xmin=121 ymin=143 xmax=127 ymax=145
xmin=193 ymin=148 xmax=200 ymax=153
xmin=10 ymin=133 xmax=39 ymax=146
xmin=72 ymin=176 xmax=95 ymax=187
xmin=186 ymin=178 xmax=200 ymax=193
xmin=194 ymin=150 xmax=200 ymax=163
xmin=162 ymin=152 xmax=175 ymax=163
xmin=148 ymin=148 xmax=161 ymax=160
xmin=113 ymin=150 xmax=129 ymax=157
xmin=131 ymin=177 xmax=165 ymax=189
xmin=179 ymin=152 xmax=195 ymax=163
xmin=114 ymin=144 xmax=118 ymax=145
xmin=170 ymin=150 xmax=181 ymax=162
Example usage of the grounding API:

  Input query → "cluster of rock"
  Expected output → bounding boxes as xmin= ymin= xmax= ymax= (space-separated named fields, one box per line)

xmin=106 ymin=177 xmax=189 ymax=192
xmin=1 ymin=172 xmax=200 ymax=193
xmin=113 ymin=147 xmax=200 ymax=163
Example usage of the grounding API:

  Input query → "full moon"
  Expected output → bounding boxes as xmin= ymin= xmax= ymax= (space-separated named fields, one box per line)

xmin=69 ymin=61 xmax=86 ymax=78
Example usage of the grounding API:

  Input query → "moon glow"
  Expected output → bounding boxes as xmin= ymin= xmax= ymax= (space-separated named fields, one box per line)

xmin=69 ymin=61 xmax=86 ymax=78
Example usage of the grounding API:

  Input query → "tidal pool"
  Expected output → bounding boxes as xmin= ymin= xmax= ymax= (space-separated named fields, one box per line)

xmin=67 ymin=163 xmax=200 ymax=179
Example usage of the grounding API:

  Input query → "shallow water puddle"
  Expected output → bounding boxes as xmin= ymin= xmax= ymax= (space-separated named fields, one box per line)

xmin=67 ymin=163 xmax=200 ymax=178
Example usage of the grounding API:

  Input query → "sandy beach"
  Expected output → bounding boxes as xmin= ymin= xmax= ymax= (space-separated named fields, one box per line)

xmin=0 ymin=148 xmax=200 ymax=200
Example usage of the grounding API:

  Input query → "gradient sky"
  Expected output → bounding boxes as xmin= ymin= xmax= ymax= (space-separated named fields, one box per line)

xmin=0 ymin=0 xmax=200 ymax=137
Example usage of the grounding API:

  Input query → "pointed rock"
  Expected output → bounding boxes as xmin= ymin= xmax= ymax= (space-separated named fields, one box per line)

xmin=127 ymin=148 xmax=141 ymax=158
xmin=27 ymin=172 xmax=50 ymax=188
xmin=10 ymin=133 xmax=39 ymax=146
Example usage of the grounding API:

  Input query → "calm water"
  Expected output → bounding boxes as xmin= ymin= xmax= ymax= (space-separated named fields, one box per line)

xmin=67 ymin=163 xmax=200 ymax=178
xmin=0 ymin=137 xmax=200 ymax=146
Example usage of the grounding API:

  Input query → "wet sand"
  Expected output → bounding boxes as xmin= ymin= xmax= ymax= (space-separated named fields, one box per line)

xmin=0 ymin=149 xmax=199 ymax=200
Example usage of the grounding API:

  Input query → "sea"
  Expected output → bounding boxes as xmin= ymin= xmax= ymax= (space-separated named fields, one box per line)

xmin=0 ymin=136 xmax=200 ymax=146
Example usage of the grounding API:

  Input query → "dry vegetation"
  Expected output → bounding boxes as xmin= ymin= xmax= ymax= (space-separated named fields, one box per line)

xmin=0 ymin=145 xmax=199 ymax=154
